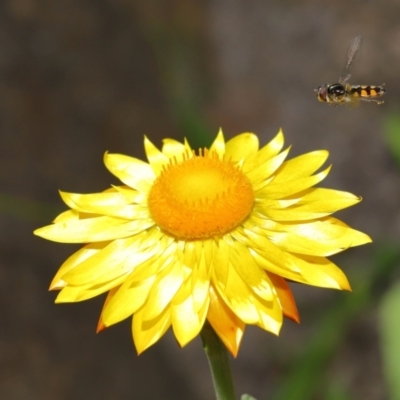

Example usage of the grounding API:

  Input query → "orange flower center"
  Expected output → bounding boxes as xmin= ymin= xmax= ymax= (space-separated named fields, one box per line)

xmin=148 ymin=149 xmax=254 ymax=239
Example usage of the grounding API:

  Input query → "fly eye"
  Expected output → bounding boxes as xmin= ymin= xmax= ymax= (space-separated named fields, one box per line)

xmin=334 ymin=88 xmax=345 ymax=95
xmin=328 ymin=85 xmax=345 ymax=96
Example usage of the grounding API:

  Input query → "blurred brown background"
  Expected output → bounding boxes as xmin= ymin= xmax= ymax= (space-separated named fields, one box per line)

xmin=1 ymin=0 xmax=399 ymax=399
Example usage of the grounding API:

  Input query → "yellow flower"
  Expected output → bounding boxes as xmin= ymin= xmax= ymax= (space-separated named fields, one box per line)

xmin=34 ymin=129 xmax=371 ymax=356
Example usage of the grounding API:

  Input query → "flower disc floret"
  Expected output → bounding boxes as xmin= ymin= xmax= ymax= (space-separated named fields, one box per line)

xmin=148 ymin=149 xmax=254 ymax=239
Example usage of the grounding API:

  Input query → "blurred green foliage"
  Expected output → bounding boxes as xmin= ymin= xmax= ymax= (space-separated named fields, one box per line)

xmin=242 ymin=394 xmax=258 ymax=400
xmin=136 ymin=13 xmax=213 ymax=149
xmin=380 ymin=282 xmax=400 ymax=400
xmin=379 ymin=112 xmax=400 ymax=400
xmin=0 ymin=192 xmax=62 ymax=223
xmin=384 ymin=114 xmax=400 ymax=167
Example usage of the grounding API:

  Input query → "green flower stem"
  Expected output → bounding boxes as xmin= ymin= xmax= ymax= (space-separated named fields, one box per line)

xmin=200 ymin=321 xmax=236 ymax=400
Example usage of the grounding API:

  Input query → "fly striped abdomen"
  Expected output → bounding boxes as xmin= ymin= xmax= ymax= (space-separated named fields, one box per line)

xmin=350 ymin=85 xmax=386 ymax=99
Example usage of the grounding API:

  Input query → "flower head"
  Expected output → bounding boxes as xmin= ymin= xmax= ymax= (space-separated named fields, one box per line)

xmin=34 ymin=129 xmax=371 ymax=356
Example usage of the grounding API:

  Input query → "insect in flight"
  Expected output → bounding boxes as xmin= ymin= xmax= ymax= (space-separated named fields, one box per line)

xmin=314 ymin=36 xmax=385 ymax=105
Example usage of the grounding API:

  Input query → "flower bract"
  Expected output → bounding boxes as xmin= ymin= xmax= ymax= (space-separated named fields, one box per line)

xmin=34 ymin=129 xmax=371 ymax=356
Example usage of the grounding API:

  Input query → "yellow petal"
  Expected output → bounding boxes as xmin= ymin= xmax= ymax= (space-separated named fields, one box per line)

xmin=201 ymin=239 xmax=214 ymax=269
xmin=63 ymin=236 xmax=159 ymax=286
xmin=190 ymin=248 xmax=211 ymax=313
xmin=209 ymin=128 xmax=225 ymax=158
xmin=271 ymin=150 xmax=329 ymax=183
xmin=236 ymin=225 xmax=351 ymax=289
xmin=53 ymin=209 xmax=79 ymax=223
xmin=97 ymin=285 xmax=120 ymax=332
xmin=171 ymin=278 xmax=209 ymax=347
xmin=141 ymin=259 xmax=186 ymax=321
xmin=226 ymin=237 xmax=273 ymax=301
xmin=61 ymin=190 xmax=130 ymax=209
xmin=243 ymin=129 xmax=285 ymax=173
xmin=292 ymin=188 xmax=361 ymax=210
xmin=104 ymin=153 xmax=155 ymax=191
xmin=266 ymin=272 xmax=299 ymax=323
xmin=60 ymin=191 xmax=150 ymax=219
xmin=50 ymin=242 xmax=109 ymax=290
xmin=256 ymin=166 xmax=331 ymax=200
xmin=265 ymin=188 xmax=361 ymax=212
xmin=34 ymin=216 xmax=154 ymax=243
xmin=207 ymin=285 xmax=245 ymax=357
xmin=55 ymin=275 xmax=125 ymax=302
xmin=101 ymin=276 xmax=156 ymax=327
xmin=161 ymin=138 xmax=187 ymax=161
xmin=144 ymin=136 xmax=170 ymax=175
xmin=224 ymin=133 xmax=259 ymax=162
xmin=213 ymin=255 xmax=283 ymax=334
xmin=253 ymin=295 xmax=283 ymax=335
xmin=263 ymin=218 xmax=371 ymax=256
xmin=251 ymin=242 xmax=350 ymax=290
xmin=213 ymin=262 xmax=262 ymax=324
xmin=183 ymin=138 xmax=192 ymax=152
xmin=113 ymin=186 xmax=147 ymax=205
xmin=211 ymin=238 xmax=230 ymax=289
xmin=246 ymin=148 xmax=290 ymax=185
xmin=127 ymin=235 xmax=176 ymax=282
xmin=258 ymin=198 xmax=361 ymax=222
xmin=133 ymin=306 xmax=171 ymax=354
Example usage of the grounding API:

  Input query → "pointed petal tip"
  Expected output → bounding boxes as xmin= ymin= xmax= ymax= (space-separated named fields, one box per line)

xmin=209 ymin=325 xmax=242 ymax=358
xmin=226 ymin=339 xmax=240 ymax=358
xmin=49 ymin=279 xmax=66 ymax=291
xmin=216 ymin=128 xmax=225 ymax=142
xmin=143 ymin=135 xmax=156 ymax=149
xmin=103 ymin=151 xmax=110 ymax=164
xmin=358 ymin=236 xmax=373 ymax=247
xmin=207 ymin=321 xmax=244 ymax=358
xmin=33 ymin=226 xmax=52 ymax=238
xmin=96 ymin=318 xmax=107 ymax=333
xmin=133 ymin=340 xmax=148 ymax=356
xmin=33 ymin=228 xmax=41 ymax=237
xmin=276 ymin=128 xmax=285 ymax=141
xmin=284 ymin=310 xmax=300 ymax=324
xmin=338 ymin=278 xmax=351 ymax=291
xmin=265 ymin=323 xmax=281 ymax=337
xmin=343 ymin=280 xmax=352 ymax=291
xmin=57 ymin=190 xmax=69 ymax=204
xmin=135 ymin=347 xmax=144 ymax=356
xmin=225 ymin=344 xmax=239 ymax=358
xmin=326 ymin=163 xmax=333 ymax=173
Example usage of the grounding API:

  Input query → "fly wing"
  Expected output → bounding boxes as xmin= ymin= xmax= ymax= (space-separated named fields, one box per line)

xmin=339 ymin=35 xmax=362 ymax=84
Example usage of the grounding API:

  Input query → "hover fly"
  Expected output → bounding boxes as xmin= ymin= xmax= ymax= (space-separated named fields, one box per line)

xmin=314 ymin=36 xmax=385 ymax=105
